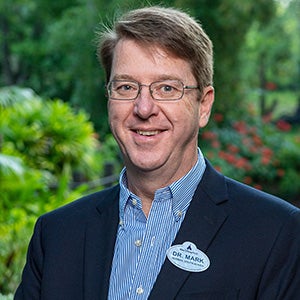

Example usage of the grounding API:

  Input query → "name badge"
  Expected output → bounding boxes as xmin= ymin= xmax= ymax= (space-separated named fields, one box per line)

xmin=166 ymin=242 xmax=210 ymax=272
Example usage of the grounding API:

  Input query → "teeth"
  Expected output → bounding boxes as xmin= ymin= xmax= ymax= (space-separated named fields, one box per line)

xmin=137 ymin=130 xmax=160 ymax=136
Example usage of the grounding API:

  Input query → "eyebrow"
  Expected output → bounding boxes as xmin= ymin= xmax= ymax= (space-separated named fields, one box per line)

xmin=111 ymin=74 xmax=136 ymax=81
xmin=111 ymin=74 xmax=183 ymax=82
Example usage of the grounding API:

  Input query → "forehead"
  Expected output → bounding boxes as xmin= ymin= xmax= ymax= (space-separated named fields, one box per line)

xmin=110 ymin=39 xmax=195 ymax=82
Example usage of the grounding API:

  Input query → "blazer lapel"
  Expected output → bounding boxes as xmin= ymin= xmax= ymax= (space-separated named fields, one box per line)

xmin=83 ymin=185 xmax=120 ymax=300
xmin=149 ymin=162 xmax=229 ymax=299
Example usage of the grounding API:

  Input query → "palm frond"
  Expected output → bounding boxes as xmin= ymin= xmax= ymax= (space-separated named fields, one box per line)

xmin=0 ymin=154 xmax=25 ymax=177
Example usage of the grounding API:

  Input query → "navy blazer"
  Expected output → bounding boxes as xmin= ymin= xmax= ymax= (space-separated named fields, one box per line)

xmin=15 ymin=161 xmax=300 ymax=299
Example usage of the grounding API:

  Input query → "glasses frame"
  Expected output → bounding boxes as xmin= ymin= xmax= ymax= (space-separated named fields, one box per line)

xmin=106 ymin=79 xmax=200 ymax=101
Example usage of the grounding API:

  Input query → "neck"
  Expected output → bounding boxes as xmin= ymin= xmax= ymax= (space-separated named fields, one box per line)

xmin=125 ymin=152 xmax=198 ymax=217
xmin=126 ymin=171 xmax=163 ymax=217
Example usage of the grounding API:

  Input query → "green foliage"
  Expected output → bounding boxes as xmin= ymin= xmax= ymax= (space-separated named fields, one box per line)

xmin=242 ymin=4 xmax=296 ymax=86
xmin=3 ymin=0 xmax=298 ymax=133
xmin=0 ymin=86 xmax=109 ymax=294
xmin=0 ymin=294 xmax=13 ymax=300
xmin=174 ymin=0 xmax=277 ymax=117
xmin=1 ymin=87 xmax=99 ymax=178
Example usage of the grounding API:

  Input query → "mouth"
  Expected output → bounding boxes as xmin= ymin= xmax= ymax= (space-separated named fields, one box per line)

xmin=136 ymin=130 xmax=161 ymax=136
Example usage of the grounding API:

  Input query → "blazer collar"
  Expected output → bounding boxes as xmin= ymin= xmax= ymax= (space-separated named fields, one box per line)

xmin=149 ymin=160 xmax=229 ymax=299
xmin=83 ymin=185 xmax=120 ymax=299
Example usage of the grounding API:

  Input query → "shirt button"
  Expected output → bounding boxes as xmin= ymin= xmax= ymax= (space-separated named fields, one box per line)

xmin=136 ymin=286 xmax=144 ymax=295
xmin=177 ymin=210 xmax=183 ymax=217
xmin=151 ymin=236 xmax=155 ymax=246
xmin=132 ymin=199 xmax=137 ymax=206
xmin=135 ymin=239 xmax=142 ymax=247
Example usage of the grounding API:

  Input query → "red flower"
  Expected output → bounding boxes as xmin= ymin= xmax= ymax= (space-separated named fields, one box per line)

xmin=218 ymin=151 xmax=236 ymax=163
xmin=265 ymin=82 xmax=277 ymax=91
xmin=234 ymin=157 xmax=252 ymax=170
xmin=206 ymin=151 xmax=214 ymax=159
xmin=215 ymin=165 xmax=222 ymax=172
xmin=261 ymin=147 xmax=273 ymax=157
xmin=276 ymin=120 xmax=291 ymax=132
xmin=252 ymin=135 xmax=263 ymax=146
xmin=261 ymin=156 xmax=271 ymax=165
xmin=233 ymin=121 xmax=248 ymax=134
xmin=277 ymin=169 xmax=285 ymax=177
xmin=211 ymin=140 xmax=221 ymax=149
xmin=227 ymin=144 xmax=239 ymax=154
xmin=202 ymin=130 xmax=217 ymax=140
xmin=218 ymin=150 xmax=227 ymax=159
xmin=243 ymin=176 xmax=252 ymax=184
xmin=213 ymin=113 xmax=224 ymax=123
xmin=253 ymin=184 xmax=263 ymax=190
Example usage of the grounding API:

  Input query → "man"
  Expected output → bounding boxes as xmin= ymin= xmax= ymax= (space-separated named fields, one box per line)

xmin=15 ymin=6 xmax=300 ymax=300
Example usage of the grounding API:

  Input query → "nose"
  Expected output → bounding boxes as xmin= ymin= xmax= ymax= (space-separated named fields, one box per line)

xmin=133 ymin=85 xmax=159 ymax=119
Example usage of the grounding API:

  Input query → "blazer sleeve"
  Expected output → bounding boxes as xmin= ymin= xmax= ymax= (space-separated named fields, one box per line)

xmin=14 ymin=217 xmax=44 ymax=300
xmin=257 ymin=209 xmax=300 ymax=299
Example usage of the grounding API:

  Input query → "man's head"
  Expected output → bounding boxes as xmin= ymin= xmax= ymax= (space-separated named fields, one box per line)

xmin=97 ymin=6 xmax=213 ymax=94
xmin=96 ymin=6 xmax=215 ymax=184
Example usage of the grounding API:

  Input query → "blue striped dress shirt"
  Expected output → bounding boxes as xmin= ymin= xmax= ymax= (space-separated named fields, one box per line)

xmin=108 ymin=149 xmax=206 ymax=300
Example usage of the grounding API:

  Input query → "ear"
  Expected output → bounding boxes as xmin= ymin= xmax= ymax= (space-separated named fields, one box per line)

xmin=199 ymin=86 xmax=214 ymax=128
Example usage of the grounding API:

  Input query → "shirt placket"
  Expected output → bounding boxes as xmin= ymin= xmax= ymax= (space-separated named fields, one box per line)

xmin=130 ymin=189 xmax=173 ymax=299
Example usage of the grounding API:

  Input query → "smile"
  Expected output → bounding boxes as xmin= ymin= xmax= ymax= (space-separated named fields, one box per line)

xmin=136 ymin=130 xmax=161 ymax=136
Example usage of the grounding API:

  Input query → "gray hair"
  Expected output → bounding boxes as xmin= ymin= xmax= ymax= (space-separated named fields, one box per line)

xmin=97 ymin=6 xmax=213 ymax=93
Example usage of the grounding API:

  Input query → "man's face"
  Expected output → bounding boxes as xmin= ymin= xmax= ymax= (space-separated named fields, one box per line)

xmin=108 ymin=39 xmax=214 ymax=181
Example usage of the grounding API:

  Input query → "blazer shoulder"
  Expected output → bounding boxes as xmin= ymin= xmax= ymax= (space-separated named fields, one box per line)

xmin=41 ymin=184 xmax=120 ymax=223
xmin=227 ymin=175 xmax=296 ymax=205
xmin=201 ymin=160 xmax=299 ymax=220
xmin=224 ymin=175 xmax=300 ymax=223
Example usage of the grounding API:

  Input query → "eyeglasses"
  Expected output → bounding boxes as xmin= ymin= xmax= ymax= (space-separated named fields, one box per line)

xmin=106 ymin=79 xmax=199 ymax=101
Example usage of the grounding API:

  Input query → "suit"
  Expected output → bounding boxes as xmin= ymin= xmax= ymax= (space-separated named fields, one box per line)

xmin=15 ymin=161 xmax=300 ymax=299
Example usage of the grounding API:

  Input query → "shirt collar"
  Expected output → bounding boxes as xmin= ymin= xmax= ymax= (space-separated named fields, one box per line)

xmin=119 ymin=148 xmax=206 ymax=221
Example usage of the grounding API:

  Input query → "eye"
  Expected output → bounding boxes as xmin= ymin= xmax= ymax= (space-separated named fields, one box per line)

xmin=161 ymin=84 xmax=175 ymax=93
xmin=153 ymin=81 xmax=182 ymax=95
xmin=115 ymin=82 xmax=137 ymax=92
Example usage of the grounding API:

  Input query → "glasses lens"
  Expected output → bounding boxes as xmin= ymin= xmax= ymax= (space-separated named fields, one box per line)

xmin=151 ymin=80 xmax=184 ymax=100
xmin=108 ymin=80 xmax=139 ymax=100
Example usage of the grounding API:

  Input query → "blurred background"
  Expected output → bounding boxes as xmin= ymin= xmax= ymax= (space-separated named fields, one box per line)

xmin=0 ymin=0 xmax=299 ymax=296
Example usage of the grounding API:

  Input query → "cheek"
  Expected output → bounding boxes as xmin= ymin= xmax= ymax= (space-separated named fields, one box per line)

xmin=108 ymin=103 xmax=124 ymax=134
xmin=176 ymin=100 xmax=200 ymax=125
xmin=107 ymin=104 xmax=116 ymax=128
xmin=162 ymin=101 xmax=198 ymax=130
xmin=108 ymin=102 xmax=129 ymax=122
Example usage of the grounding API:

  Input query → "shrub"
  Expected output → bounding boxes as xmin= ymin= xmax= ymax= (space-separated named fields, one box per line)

xmin=201 ymin=112 xmax=300 ymax=202
xmin=0 ymin=87 xmax=106 ymax=294
xmin=0 ymin=294 xmax=13 ymax=300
